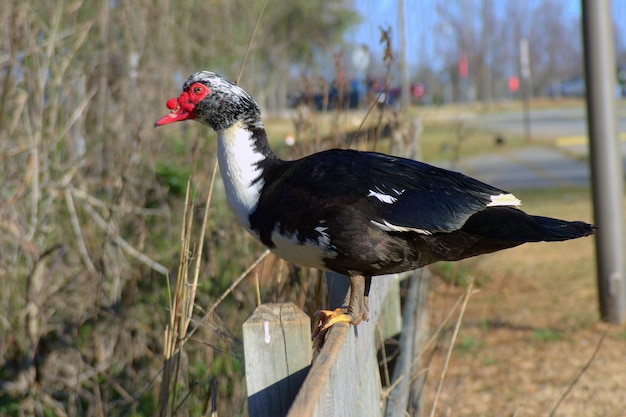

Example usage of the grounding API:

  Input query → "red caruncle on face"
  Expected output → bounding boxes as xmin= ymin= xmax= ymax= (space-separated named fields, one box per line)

xmin=155 ymin=82 xmax=211 ymax=126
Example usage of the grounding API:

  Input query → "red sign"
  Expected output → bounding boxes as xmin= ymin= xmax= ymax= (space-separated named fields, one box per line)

xmin=508 ymin=76 xmax=520 ymax=92
xmin=411 ymin=83 xmax=425 ymax=98
xmin=459 ymin=53 xmax=468 ymax=79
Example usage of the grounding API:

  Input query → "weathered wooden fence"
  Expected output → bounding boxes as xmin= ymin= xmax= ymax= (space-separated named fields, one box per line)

xmin=243 ymin=269 xmax=430 ymax=417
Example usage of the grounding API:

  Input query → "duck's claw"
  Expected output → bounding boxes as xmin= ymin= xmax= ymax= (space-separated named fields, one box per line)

xmin=312 ymin=308 xmax=353 ymax=347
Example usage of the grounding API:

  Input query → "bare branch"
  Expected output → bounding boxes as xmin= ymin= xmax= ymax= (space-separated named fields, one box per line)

xmin=64 ymin=188 xmax=97 ymax=275
xmin=78 ymin=196 xmax=169 ymax=276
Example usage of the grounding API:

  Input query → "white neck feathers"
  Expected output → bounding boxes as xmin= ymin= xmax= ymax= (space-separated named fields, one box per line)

xmin=216 ymin=121 xmax=265 ymax=231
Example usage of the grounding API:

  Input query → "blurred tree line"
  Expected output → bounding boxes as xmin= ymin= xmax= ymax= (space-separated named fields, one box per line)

xmin=406 ymin=0 xmax=626 ymax=103
xmin=432 ymin=0 xmax=587 ymax=101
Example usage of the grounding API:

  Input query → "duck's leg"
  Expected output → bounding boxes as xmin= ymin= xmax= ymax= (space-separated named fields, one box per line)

xmin=362 ymin=276 xmax=372 ymax=322
xmin=314 ymin=274 xmax=370 ymax=338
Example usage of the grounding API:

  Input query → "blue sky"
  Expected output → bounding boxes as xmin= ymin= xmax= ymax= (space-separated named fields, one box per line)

xmin=345 ymin=0 xmax=626 ymax=69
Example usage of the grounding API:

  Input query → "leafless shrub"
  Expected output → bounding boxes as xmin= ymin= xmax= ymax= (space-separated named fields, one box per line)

xmin=0 ymin=1 xmax=359 ymax=415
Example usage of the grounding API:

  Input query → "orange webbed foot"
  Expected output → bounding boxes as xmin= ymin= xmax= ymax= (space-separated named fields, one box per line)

xmin=312 ymin=308 xmax=353 ymax=348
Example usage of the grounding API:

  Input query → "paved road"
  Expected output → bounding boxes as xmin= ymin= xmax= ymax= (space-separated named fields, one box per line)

xmin=436 ymin=107 xmax=626 ymax=190
xmin=471 ymin=106 xmax=626 ymax=140
xmin=439 ymin=146 xmax=592 ymax=191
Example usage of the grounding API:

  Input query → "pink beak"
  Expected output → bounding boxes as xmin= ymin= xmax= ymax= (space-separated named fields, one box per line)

xmin=155 ymin=97 xmax=194 ymax=126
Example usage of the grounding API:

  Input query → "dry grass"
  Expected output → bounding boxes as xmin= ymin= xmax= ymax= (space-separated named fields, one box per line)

xmin=420 ymin=187 xmax=626 ymax=416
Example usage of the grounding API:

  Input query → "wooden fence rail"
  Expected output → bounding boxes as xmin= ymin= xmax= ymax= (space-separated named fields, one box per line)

xmin=243 ymin=270 xmax=429 ymax=417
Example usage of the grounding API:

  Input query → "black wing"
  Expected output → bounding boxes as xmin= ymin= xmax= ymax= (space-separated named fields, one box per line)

xmin=297 ymin=150 xmax=507 ymax=231
xmin=251 ymin=149 xmax=512 ymax=244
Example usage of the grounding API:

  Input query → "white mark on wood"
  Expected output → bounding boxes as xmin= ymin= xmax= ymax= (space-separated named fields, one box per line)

xmin=264 ymin=320 xmax=270 ymax=344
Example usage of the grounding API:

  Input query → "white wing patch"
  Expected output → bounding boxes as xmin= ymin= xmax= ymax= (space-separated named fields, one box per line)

xmin=371 ymin=219 xmax=432 ymax=235
xmin=269 ymin=225 xmax=337 ymax=271
xmin=368 ymin=187 xmax=400 ymax=204
xmin=314 ymin=226 xmax=331 ymax=246
xmin=488 ymin=193 xmax=521 ymax=207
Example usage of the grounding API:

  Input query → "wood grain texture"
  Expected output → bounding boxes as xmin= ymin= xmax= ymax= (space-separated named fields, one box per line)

xmin=244 ymin=303 xmax=312 ymax=417
xmin=287 ymin=273 xmax=399 ymax=417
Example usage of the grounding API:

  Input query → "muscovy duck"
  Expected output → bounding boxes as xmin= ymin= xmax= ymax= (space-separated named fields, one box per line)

xmin=155 ymin=71 xmax=595 ymax=332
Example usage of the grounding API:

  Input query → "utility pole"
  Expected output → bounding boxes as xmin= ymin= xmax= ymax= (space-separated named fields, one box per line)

xmin=582 ymin=0 xmax=626 ymax=323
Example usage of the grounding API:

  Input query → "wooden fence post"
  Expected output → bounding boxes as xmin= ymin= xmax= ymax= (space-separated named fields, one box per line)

xmin=287 ymin=273 xmax=397 ymax=417
xmin=385 ymin=268 xmax=430 ymax=417
xmin=243 ymin=302 xmax=312 ymax=417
